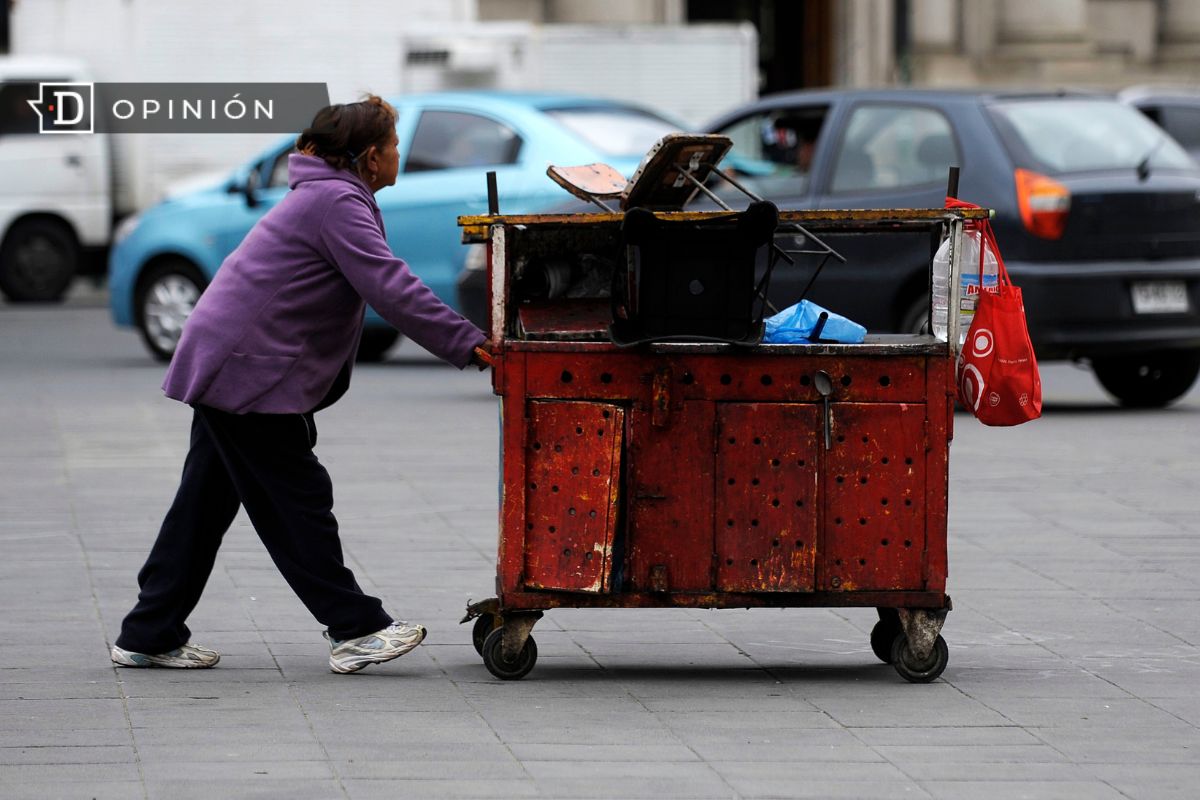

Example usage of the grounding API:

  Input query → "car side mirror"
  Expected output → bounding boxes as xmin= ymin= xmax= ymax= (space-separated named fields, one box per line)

xmin=226 ymin=173 xmax=259 ymax=208
xmin=241 ymin=174 xmax=260 ymax=209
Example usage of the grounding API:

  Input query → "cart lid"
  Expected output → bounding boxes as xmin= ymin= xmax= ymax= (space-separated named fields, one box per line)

xmin=544 ymin=133 xmax=734 ymax=213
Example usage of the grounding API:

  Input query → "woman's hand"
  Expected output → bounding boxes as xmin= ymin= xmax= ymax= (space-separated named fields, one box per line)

xmin=471 ymin=340 xmax=494 ymax=370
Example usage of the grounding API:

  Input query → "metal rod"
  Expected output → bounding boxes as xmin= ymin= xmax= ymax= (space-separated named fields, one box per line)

xmin=796 ymin=252 xmax=836 ymax=303
xmin=672 ymin=166 xmax=733 ymax=211
xmin=487 ymin=171 xmax=499 ymax=215
xmin=708 ymin=165 xmax=766 ymax=202
xmin=670 ymin=166 xmax=795 ymax=268
xmin=946 ymin=166 xmax=959 ymax=199
xmin=706 ymin=166 xmax=847 ymax=274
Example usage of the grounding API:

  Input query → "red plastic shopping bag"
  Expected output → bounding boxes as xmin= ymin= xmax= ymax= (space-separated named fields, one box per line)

xmin=951 ymin=204 xmax=1042 ymax=426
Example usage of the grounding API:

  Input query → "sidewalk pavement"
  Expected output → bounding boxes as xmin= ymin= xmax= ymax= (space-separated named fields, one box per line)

xmin=1 ymin=298 xmax=1199 ymax=799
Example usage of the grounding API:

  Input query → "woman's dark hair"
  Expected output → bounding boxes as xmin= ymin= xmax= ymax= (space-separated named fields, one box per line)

xmin=296 ymin=95 xmax=397 ymax=172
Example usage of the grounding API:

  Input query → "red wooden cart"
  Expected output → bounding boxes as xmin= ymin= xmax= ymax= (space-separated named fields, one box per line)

xmin=458 ymin=196 xmax=984 ymax=683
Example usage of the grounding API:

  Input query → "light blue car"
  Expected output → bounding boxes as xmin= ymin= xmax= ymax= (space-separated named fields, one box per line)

xmin=109 ymin=91 xmax=680 ymax=361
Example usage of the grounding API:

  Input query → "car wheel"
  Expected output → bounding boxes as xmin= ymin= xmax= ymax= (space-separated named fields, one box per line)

xmin=1092 ymin=350 xmax=1200 ymax=408
xmin=136 ymin=260 xmax=207 ymax=362
xmin=900 ymin=295 xmax=931 ymax=335
xmin=0 ymin=218 xmax=79 ymax=302
xmin=356 ymin=328 xmax=401 ymax=362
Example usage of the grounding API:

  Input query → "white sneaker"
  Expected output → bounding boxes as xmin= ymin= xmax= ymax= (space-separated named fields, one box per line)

xmin=324 ymin=621 xmax=427 ymax=674
xmin=111 ymin=642 xmax=220 ymax=668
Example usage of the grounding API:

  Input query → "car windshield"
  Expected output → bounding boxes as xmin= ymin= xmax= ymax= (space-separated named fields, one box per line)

xmin=545 ymin=107 xmax=680 ymax=157
xmin=990 ymin=99 xmax=1194 ymax=174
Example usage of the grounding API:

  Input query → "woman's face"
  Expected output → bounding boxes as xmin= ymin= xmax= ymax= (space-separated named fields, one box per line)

xmin=366 ymin=128 xmax=400 ymax=193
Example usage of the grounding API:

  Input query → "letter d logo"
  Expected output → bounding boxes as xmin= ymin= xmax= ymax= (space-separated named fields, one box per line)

xmin=53 ymin=91 xmax=86 ymax=126
xmin=27 ymin=82 xmax=94 ymax=134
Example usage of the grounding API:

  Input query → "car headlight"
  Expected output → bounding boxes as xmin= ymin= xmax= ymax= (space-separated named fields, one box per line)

xmin=113 ymin=213 xmax=142 ymax=246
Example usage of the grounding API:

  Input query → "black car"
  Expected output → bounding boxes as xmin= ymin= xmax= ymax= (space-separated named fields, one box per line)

xmin=1121 ymin=85 xmax=1200 ymax=163
xmin=460 ymin=88 xmax=1200 ymax=407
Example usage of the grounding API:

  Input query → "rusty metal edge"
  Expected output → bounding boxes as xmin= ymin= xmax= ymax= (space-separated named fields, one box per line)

xmin=493 ymin=590 xmax=951 ymax=610
xmin=503 ymin=340 xmax=951 ymax=357
xmin=459 ymin=208 xmax=990 ymax=241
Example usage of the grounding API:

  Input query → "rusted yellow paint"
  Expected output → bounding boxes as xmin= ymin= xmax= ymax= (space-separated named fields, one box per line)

xmin=458 ymin=207 xmax=991 ymax=242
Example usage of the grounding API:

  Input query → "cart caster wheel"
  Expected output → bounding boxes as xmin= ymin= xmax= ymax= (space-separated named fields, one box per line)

xmin=472 ymin=614 xmax=498 ymax=656
xmin=870 ymin=619 xmax=902 ymax=664
xmin=891 ymin=634 xmax=948 ymax=683
xmin=482 ymin=627 xmax=538 ymax=680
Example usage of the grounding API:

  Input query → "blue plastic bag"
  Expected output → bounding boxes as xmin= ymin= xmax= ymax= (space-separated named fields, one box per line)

xmin=763 ymin=300 xmax=866 ymax=344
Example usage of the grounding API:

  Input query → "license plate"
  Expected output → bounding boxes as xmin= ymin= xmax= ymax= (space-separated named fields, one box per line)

xmin=1131 ymin=281 xmax=1189 ymax=314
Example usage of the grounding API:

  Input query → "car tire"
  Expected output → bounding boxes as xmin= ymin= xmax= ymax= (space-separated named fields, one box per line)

xmin=356 ymin=328 xmax=401 ymax=362
xmin=135 ymin=260 xmax=207 ymax=362
xmin=1092 ymin=350 xmax=1200 ymax=408
xmin=900 ymin=295 xmax=931 ymax=335
xmin=0 ymin=218 xmax=79 ymax=303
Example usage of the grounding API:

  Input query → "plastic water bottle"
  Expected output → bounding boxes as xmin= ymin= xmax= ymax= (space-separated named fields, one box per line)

xmin=930 ymin=238 xmax=951 ymax=341
xmin=930 ymin=229 xmax=999 ymax=344
xmin=958 ymin=229 xmax=999 ymax=343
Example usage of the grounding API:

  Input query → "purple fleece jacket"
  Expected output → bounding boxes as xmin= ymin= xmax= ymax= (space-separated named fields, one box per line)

xmin=162 ymin=154 xmax=485 ymax=414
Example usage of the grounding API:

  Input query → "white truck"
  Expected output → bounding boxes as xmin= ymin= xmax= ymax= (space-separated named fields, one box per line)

xmin=0 ymin=55 xmax=110 ymax=301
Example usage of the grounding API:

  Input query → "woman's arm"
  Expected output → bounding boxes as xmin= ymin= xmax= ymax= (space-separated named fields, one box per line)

xmin=318 ymin=193 xmax=485 ymax=369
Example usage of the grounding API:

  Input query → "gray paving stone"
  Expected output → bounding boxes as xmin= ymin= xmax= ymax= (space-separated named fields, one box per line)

xmin=903 ymin=762 xmax=1101 ymax=782
xmin=919 ymin=780 xmax=1128 ymax=800
xmin=975 ymin=696 xmax=1185 ymax=728
xmin=850 ymin=725 xmax=1040 ymax=747
xmin=872 ymin=743 xmax=1068 ymax=764
xmin=335 ymin=757 xmax=528 ymax=780
xmin=0 ymin=781 xmax=145 ymax=800
xmin=1028 ymin=724 xmax=1200 ymax=764
xmin=1089 ymin=764 xmax=1200 ymax=800
xmin=342 ymin=778 xmax=540 ymax=800
xmin=130 ymin=725 xmax=318 ymax=747
xmin=521 ymin=759 xmax=720 ymax=781
xmin=0 ymin=762 xmax=141 ymax=782
xmin=0 ymin=744 xmax=134 ymax=765
xmin=143 ymin=778 xmax=348 ymax=799
xmin=685 ymin=740 xmax=886 ymax=764
xmin=506 ymin=742 xmax=700 ymax=762
xmin=529 ymin=775 xmax=734 ymax=799
xmin=807 ymin=689 xmax=1011 ymax=728
xmin=945 ymin=668 xmax=1132 ymax=699
xmin=138 ymin=759 xmax=336 ymax=781
xmin=0 ymin=728 xmax=131 ymax=748
xmin=714 ymin=761 xmax=931 ymax=798
xmin=135 ymin=742 xmax=330 ymax=762
xmin=322 ymin=742 xmax=519 ymax=763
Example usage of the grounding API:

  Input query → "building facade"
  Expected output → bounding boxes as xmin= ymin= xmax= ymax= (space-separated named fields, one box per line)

xmin=478 ymin=0 xmax=1200 ymax=92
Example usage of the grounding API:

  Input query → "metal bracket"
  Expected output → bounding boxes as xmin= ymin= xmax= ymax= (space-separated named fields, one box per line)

xmin=460 ymin=597 xmax=500 ymax=624
xmin=897 ymin=606 xmax=950 ymax=662
xmin=501 ymin=611 xmax=543 ymax=661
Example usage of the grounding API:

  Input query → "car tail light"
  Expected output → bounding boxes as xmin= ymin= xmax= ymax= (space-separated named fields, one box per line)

xmin=1014 ymin=168 xmax=1070 ymax=239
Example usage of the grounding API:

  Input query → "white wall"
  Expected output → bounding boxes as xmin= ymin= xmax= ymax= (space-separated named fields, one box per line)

xmin=12 ymin=0 xmax=477 ymax=212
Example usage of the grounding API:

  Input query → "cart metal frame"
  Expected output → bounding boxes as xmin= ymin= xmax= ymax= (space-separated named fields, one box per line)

xmin=459 ymin=207 xmax=984 ymax=682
